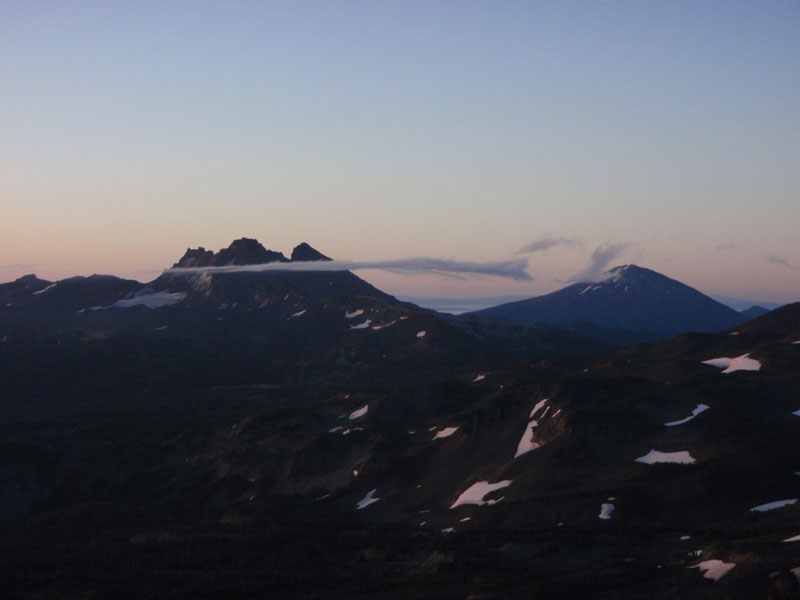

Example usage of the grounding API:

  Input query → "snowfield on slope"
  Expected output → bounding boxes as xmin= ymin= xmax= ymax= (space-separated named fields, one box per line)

xmin=691 ymin=560 xmax=736 ymax=581
xmin=635 ymin=450 xmax=696 ymax=464
xmin=701 ymin=354 xmax=761 ymax=373
xmin=450 ymin=480 xmax=512 ymax=508
xmin=514 ymin=421 xmax=541 ymax=458
xmin=115 ymin=291 xmax=186 ymax=308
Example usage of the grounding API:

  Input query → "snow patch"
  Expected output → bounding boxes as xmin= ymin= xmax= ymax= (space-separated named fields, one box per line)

xmin=341 ymin=427 xmax=364 ymax=435
xmin=530 ymin=398 xmax=549 ymax=419
xmin=784 ymin=534 xmax=800 ymax=542
xmin=635 ymin=449 xmax=695 ymax=464
xmin=433 ymin=426 xmax=459 ymax=440
xmin=356 ymin=489 xmax=379 ymax=510
xmin=793 ymin=409 xmax=800 ymax=417
xmin=345 ymin=309 xmax=364 ymax=319
xmin=599 ymin=503 xmax=615 ymax=520
xmin=701 ymin=353 xmax=761 ymax=373
xmin=349 ymin=320 xmax=371 ymax=330
xmin=115 ymin=291 xmax=186 ymax=309
xmin=416 ymin=330 xmax=426 ymax=338
xmin=371 ymin=320 xmax=397 ymax=330
xmin=680 ymin=535 xmax=691 ymax=541
xmin=514 ymin=421 xmax=541 ymax=458
xmin=665 ymin=404 xmax=710 ymax=427
xmin=348 ymin=405 xmax=368 ymax=420
xmin=441 ymin=527 xmax=455 ymax=533
xmin=450 ymin=480 xmax=512 ymax=509
xmin=191 ymin=272 xmax=213 ymax=294
xmin=290 ymin=309 xmax=307 ymax=318
xmin=155 ymin=326 xmax=168 ymax=331
xmin=690 ymin=559 xmax=736 ymax=581
xmin=472 ymin=374 xmax=485 ymax=382
xmin=32 ymin=283 xmax=57 ymax=295
xmin=749 ymin=499 xmax=797 ymax=512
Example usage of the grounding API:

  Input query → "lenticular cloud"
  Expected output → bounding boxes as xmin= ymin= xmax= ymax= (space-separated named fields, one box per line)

xmin=166 ymin=257 xmax=532 ymax=281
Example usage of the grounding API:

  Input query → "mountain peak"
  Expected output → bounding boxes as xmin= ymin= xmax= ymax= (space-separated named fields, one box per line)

xmin=290 ymin=242 xmax=331 ymax=262
xmin=603 ymin=264 xmax=654 ymax=280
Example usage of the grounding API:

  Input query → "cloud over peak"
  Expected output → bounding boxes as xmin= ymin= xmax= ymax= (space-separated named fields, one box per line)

xmin=566 ymin=243 xmax=631 ymax=282
xmin=167 ymin=257 xmax=532 ymax=281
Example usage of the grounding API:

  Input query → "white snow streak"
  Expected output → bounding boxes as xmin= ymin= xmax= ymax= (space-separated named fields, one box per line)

xmin=530 ymin=399 xmax=549 ymax=419
xmin=356 ymin=488 xmax=379 ymax=510
xmin=348 ymin=405 xmax=368 ymax=420
xmin=32 ymin=283 xmax=57 ymax=295
xmin=665 ymin=404 xmax=710 ymax=427
xmin=749 ymin=499 xmax=797 ymax=512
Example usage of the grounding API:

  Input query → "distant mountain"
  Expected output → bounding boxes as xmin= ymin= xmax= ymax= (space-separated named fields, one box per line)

xmin=740 ymin=305 xmax=771 ymax=319
xmin=711 ymin=294 xmax=785 ymax=312
xmin=467 ymin=264 xmax=747 ymax=341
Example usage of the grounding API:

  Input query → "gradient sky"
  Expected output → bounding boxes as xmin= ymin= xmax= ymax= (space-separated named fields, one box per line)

xmin=2 ymin=1 xmax=799 ymax=302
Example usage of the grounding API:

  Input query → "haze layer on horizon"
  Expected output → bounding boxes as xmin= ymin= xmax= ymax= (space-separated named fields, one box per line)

xmin=2 ymin=2 xmax=799 ymax=303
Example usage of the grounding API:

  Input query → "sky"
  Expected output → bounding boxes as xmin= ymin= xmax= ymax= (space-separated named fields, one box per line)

xmin=2 ymin=1 xmax=799 ymax=303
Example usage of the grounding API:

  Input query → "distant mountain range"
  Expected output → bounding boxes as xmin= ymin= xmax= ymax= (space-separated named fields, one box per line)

xmin=2 ymin=238 xmax=799 ymax=598
xmin=0 ymin=239 xmax=612 ymax=409
xmin=466 ymin=264 xmax=752 ymax=342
